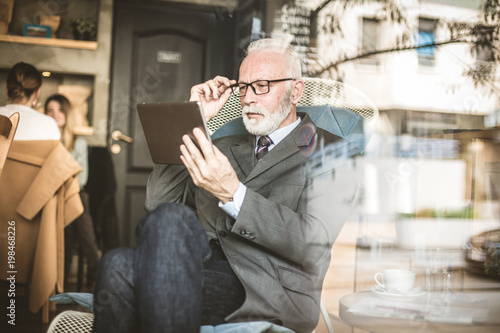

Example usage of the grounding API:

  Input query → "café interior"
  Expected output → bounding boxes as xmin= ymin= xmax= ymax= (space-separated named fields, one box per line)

xmin=0 ymin=0 xmax=499 ymax=332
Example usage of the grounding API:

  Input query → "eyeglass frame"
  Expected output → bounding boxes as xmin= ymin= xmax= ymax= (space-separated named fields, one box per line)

xmin=230 ymin=78 xmax=296 ymax=97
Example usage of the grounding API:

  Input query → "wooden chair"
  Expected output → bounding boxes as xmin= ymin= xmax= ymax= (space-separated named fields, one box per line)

xmin=0 ymin=136 xmax=83 ymax=323
xmin=0 ymin=112 xmax=57 ymax=323
xmin=0 ymin=112 xmax=19 ymax=177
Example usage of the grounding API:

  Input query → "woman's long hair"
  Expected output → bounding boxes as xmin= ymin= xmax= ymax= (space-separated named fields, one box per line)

xmin=44 ymin=94 xmax=76 ymax=150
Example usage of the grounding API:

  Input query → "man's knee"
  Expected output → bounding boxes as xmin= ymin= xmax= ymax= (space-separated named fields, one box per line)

xmin=94 ymin=248 xmax=135 ymax=313
xmin=96 ymin=247 xmax=134 ymax=282
xmin=136 ymin=202 xmax=199 ymax=237
xmin=151 ymin=202 xmax=197 ymax=222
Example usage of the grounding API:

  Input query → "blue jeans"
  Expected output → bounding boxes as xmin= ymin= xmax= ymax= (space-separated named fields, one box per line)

xmin=92 ymin=203 xmax=245 ymax=333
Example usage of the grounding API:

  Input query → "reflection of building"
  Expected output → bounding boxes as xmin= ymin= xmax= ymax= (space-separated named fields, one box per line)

xmin=297 ymin=0 xmax=500 ymax=223
xmin=308 ymin=0 xmax=498 ymax=131
xmin=247 ymin=3 xmax=498 ymax=127
xmin=245 ymin=0 xmax=499 ymax=225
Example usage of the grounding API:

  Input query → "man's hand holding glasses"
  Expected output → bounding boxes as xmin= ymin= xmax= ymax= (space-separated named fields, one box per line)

xmin=190 ymin=76 xmax=236 ymax=122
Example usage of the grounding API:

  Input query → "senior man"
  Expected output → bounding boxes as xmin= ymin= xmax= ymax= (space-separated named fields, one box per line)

xmin=93 ymin=38 xmax=353 ymax=333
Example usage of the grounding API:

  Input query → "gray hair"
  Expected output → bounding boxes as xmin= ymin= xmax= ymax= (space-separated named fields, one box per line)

xmin=245 ymin=39 xmax=302 ymax=78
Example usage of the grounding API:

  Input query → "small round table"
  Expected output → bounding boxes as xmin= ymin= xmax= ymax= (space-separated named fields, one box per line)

xmin=339 ymin=290 xmax=500 ymax=333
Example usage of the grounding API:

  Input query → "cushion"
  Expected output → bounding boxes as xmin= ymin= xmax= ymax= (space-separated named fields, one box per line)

xmin=49 ymin=292 xmax=94 ymax=312
xmin=50 ymin=293 xmax=296 ymax=332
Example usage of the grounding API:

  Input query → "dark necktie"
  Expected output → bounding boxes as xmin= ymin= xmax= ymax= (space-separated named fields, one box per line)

xmin=256 ymin=135 xmax=272 ymax=161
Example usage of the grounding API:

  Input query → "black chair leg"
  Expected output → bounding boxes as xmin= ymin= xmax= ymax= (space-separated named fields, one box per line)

xmin=77 ymin=248 xmax=84 ymax=292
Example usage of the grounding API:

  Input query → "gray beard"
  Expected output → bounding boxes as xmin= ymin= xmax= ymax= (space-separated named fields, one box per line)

xmin=242 ymin=88 xmax=293 ymax=136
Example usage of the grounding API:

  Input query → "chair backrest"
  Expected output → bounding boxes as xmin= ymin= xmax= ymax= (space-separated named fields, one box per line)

xmin=208 ymin=78 xmax=378 ymax=151
xmin=0 ymin=112 xmax=20 ymax=177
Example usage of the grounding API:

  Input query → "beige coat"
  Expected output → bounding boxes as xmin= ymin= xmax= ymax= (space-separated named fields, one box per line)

xmin=0 ymin=140 xmax=83 ymax=313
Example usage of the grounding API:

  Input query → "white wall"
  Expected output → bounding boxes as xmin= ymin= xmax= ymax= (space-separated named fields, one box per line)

xmin=361 ymin=156 xmax=466 ymax=216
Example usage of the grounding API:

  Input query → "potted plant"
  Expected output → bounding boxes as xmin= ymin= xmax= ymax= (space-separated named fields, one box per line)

xmin=70 ymin=17 xmax=97 ymax=41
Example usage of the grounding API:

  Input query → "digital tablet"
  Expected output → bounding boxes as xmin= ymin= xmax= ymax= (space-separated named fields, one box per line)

xmin=137 ymin=101 xmax=211 ymax=164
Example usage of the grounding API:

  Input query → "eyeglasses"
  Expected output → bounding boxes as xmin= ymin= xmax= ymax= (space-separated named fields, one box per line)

xmin=230 ymin=78 xmax=295 ymax=97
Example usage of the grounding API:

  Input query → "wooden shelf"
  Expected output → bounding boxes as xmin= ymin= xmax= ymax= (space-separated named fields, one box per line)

xmin=74 ymin=125 xmax=94 ymax=136
xmin=0 ymin=35 xmax=98 ymax=50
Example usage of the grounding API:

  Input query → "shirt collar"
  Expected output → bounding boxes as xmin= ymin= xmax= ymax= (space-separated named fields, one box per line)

xmin=256 ymin=116 xmax=301 ymax=151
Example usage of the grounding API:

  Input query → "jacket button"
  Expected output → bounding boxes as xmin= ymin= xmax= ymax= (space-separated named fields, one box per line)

xmin=218 ymin=230 xmax=227 ymax=238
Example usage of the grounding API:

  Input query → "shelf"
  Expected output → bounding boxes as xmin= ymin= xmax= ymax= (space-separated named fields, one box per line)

xmin=0 ymin=35 xmax=98 ymax=50
xmin=74 ymin=126 xmax=94 ymax=136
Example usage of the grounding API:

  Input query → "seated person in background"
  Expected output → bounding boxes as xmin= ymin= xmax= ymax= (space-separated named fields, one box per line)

xmin=93 ymin=38 xmax=355 ymax=333
xmin=0 ymin=62 xmax=60 ymax=140
xmin=45 ymin=94 xmax=101 ymax=286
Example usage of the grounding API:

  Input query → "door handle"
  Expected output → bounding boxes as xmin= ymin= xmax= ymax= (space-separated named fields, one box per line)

xmin=112 ymin=130 xmax=133 ymax=143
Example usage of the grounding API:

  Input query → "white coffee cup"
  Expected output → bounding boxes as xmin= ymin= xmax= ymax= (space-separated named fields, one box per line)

xmin=374 ymin=269 xmax=416 ymax=294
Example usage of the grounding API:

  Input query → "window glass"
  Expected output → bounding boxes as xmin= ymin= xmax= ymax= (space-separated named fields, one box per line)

xmin=417 ymin=17 xmax=437 ymax=65
xmin=361 ymin=17 xmax=380 ymax=65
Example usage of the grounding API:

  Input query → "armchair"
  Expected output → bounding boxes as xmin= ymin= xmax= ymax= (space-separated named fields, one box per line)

xmin=47 ymin=78 xmax=377 ymax=333
xmin=0 ymin=112 xmax=19 ymax=177
xmin=208 ymin=78 xmax=378 ymax=333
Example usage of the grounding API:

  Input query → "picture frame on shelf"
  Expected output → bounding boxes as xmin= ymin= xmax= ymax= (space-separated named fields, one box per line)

xmin=23 ymin=24 xmax=51 ymax=38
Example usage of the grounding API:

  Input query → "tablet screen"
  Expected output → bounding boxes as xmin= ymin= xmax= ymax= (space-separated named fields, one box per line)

xmin=137 ymin=101 xmax=211 ymax=164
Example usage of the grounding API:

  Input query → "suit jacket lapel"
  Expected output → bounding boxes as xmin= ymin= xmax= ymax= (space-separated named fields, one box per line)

xmin=230 ymin=136 xmax=255 ymax=177
xmin=231 ymin=113 xmax=316 ymax=183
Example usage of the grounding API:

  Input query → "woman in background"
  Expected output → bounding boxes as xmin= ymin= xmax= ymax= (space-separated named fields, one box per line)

xmin=0 ymin=62 xmax=60 ymax=140
xmin=45 ymin=94 xmax=100 ymax=287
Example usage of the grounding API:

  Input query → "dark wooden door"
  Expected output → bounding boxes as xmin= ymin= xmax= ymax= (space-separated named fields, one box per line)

xmin=109 ymin=2 xmax=234 ymax=247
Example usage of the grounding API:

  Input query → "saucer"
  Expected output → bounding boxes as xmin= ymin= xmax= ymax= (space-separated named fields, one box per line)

xmin=370 ymin=286 xmax=425 ymax=301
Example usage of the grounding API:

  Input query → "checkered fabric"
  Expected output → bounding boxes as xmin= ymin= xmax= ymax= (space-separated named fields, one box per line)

xmin=47 ymin=310 xmax=94 ymax=333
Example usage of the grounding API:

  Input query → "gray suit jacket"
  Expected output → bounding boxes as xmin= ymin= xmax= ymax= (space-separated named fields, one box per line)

xmin=145 ymin=113 xmax=358 ymax=333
